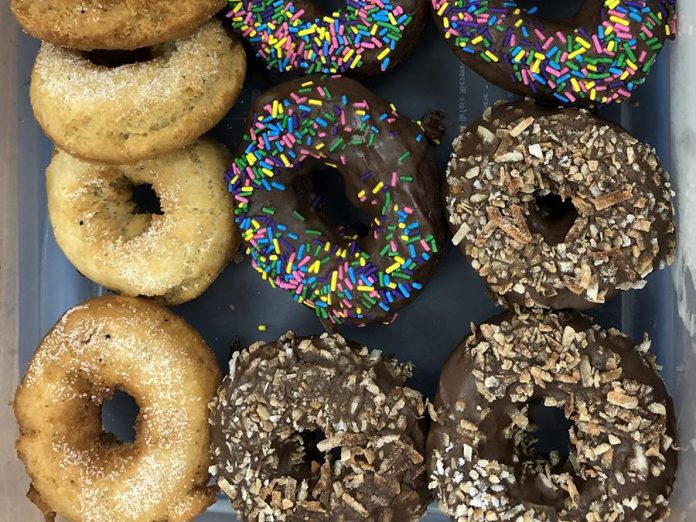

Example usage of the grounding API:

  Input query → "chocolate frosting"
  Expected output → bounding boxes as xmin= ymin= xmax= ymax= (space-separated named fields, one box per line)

xmin=209 ymin=331 xmax=430 ymax=521
xmin=445 ymin=100 xmax=675 ymax=310
xmin=227 ymin=76 xmax=445 ymax=325
xmin=427 ymin=311 xmax=678 ymax=521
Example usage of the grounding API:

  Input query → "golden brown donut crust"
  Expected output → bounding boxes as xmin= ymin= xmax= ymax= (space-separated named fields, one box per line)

xmin=11 ymin=0 xmax=226 ymax=50
xmin=30 ymin=20 xmax=246 ymax=164
xmin=13 ymin=296 xmax=222 ymax=522
xmin=46 ymin=139 xmax=239 ymax=305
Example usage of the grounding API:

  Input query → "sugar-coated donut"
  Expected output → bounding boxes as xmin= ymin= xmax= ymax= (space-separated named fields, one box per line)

xmin=430 ymin=0 xmax=676 ymax=104
xmin=209 ymin=331 xmax=429 ymax=521
xmin=11 ymin=0 xmax=225 ymax=50
xmin=30 ymin=20 xmax=246 ymax=164
xmin=446 ymin=101 xmax=675 ymax=310
xmin=227 ymin=75 xmax=444 ymax=326
xmin=14 ymin=296 xmax=222 ymax=522
xmin=228 ymin=0 xmax=428 ymax=75
xmin=47 ymin=139 xmax=238 ymax=305
xmin=427 ymin=311 xmax=678 ymax=521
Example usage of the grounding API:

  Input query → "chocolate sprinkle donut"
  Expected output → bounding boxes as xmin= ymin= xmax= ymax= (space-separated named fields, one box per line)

xmin=427 ymin=311 xmax=678 ymax=522
xmin=445 ymin=101 xmax=675 ymax=310
xmin=209 ymin=331 xmax=429 ymax=521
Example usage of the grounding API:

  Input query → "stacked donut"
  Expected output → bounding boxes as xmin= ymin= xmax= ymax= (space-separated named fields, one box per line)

xmin=15 ymin=0 xmax=248 ymax=304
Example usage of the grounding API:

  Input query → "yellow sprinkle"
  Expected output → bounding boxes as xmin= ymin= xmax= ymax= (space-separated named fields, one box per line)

xmin=257 ymin=325 xmax=266 ymax=331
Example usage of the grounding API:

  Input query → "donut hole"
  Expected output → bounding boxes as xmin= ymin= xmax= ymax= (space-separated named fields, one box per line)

xmin=514 ymin=0 xmax=586 ymax=20
xmin=311 ymin=167 xmax=371 ymax=239
xmin=101 ymin=389 xmax=140 ymax=444
xmin=130 ymin=183 xmax=163 ymax=216
xmin=314 ymin=0 xmax=347 ymax=16
xmin=300 ymin=429 xmax=342 ymax=467
xmin=528 ymin=403 xmax=573 ymax=464
xmin=528 ymin=191 xmax=578 ymax=246
xmin=82 ymin=46 xmax=166 ymax=68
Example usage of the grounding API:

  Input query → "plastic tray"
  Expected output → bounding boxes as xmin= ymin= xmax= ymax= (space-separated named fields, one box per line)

xmin=2 ymin=3 xmax=696 ymax=520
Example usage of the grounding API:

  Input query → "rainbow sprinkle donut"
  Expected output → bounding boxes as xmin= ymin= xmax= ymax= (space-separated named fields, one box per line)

xmin=226 ymin=76 xmax=444 ymax=326
xmin=227 ymin=0 xmax=429 ymax=75
xmin=430 ymin=0 xmax=676 ymax=104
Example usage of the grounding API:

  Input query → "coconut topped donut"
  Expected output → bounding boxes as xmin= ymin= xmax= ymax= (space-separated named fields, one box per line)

xmin=445 ymin=101 xmax=675 ymax=310
xmin=427 ymin=311 xmax=678 ymax=521
xmin=430 ymin=0 xmax=677 ymax=104
xmin=209 ymin=331 xmax=429 ymax=521
xmin=11 ymin=0 xmax=225 ymax=50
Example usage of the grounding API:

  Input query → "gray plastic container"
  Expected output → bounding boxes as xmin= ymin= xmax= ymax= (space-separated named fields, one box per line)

xmin=2 ymin=3 xmax=696 ymax=520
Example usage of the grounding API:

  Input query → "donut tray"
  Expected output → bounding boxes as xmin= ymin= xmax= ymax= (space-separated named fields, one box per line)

xmin=3 ymin=3 xmax=696 ymax=520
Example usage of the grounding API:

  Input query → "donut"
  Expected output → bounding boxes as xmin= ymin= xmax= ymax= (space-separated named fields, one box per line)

xmin=445 ymin=101 xmax=675 ymax=310
xmin=226 ymin=75 xmax=444 ymax=326
xmin=13 ymin=296 xmax=222 ymax=522
xmin=427 ymin=310 xmax=678 ymax=521
xmin=46 ymin=139 xmax=238 ymax=305
xmin=30 ymin=20 xmax=246 ymax=164
xmin=209 ymin=331 xmax=429 ymax=520
xmin=430 ymin=0 xmax=676 ymax=104
xmin=227 ymin=0 xmax=428 ymax=75
xmin=11 ymin=0 xmax=225 ymax=50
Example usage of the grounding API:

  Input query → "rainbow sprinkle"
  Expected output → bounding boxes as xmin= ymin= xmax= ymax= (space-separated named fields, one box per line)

xmin=226 ymin=76 xmax=440 ymax=325
xmin=431 ymin=0 xmax=676 ymax=104
xmin=226 ymin=0 xmax=418 ymax=74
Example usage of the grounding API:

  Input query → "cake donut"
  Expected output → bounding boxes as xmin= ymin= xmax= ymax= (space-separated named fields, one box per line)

xmin=14 ymin=296 xmax=222 ymax=522
xmin=30 ymin=20 xmax=246 ymax=164
xmin=228 ymin=0 xmax=428 ymax=75
xmin=430 ymin=0 xmax=677 ymax=104
xmin=227 ymin=75 xmax=444 ymax=326
xmin=209 ymin=331 xmax=429 ymax=521
xmin=11 ymin=0 xmax=224 ymax=50
xmin=46 ymin=139 xmax=238 ymax=305
xmin=427 ymin=311 xmax=678 ymax=521
xmin=446 ymin=101 xmax=675 ymax=310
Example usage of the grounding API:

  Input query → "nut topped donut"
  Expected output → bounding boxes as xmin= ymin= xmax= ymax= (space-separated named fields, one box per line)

xmin=11 ymin=0 xmax=225 ymax=50
xmin=427 ymin=311 xmax=678 ymax=521
xmin=14 ymin=296 xmax=222 ymax=522
xmin=30 ymin=20 xmax=246 ymax=164
xmin=227 ymin=75 xmax=444 ymax=326
xmin=47 ymin=139 xmax=238 ymax=305
xmin=446 ymin=101 xmax=675 ymax=310
xmin=209 ymin=331 xmax=429 ymax=521
xmin=430 ymin=0 xmax=676 ymax=104
xmin=228 ymin=0 xmax=428 ymax=75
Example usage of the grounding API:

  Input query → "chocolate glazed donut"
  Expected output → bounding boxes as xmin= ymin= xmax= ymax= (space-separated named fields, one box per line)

xmin=227 ymin=75 xmax=444 ymax=326
xmin=227 ymin=0 xmax=429 ymax=76
xmin=430 ymin=0 xmax=676 ymax=104
xmin=427 ymin=311 xmax=678 ymax=521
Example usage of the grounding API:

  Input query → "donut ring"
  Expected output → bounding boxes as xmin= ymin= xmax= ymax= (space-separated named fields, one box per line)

xmin=209 ymin=331 xmax=429 ymax=521
xmin=30 ymin=20 xmax=246 ymax=164
xmin=46 ymin=139 xmax=238 ymax=305
xmin=14 ymin=296 xmax=222 ymax=522
xmin=427 ymin=311 xmax=678 ymax=521
xmin=430 ymin=0 xmax=676 ymax=104
xmin=11 ymin=0 xmax=225 ymax=50
xmin=445 ymin=101 xmax=675 ymax=310
xmin=228 ymin=0 xmax=428 ymax=75
xmin=227 ymin=75 xmax=444 ymax=326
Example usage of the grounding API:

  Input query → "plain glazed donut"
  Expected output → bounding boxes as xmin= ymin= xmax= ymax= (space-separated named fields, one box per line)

xmin=227 ymin=75 xmax=444 ymax=326
xmin=445 ymin=101 xmax=675 ymax=310
xmin=11 ymin=0 xmax=225 ymax=51
xmin=14 ymin=296 xmax=222 ymax=522
xmin=209 ymin=331 xmax=430 ymax=521
xmin=46 ymin=139 xmax=238 ymax=305
xmin=227 ymin=0 xmax=428 ymax=75
xmin=430 ymin=0 xmax=676 ymax=104
xmin=30 ymin=20 xmax=246 ymax=164
xmin=427 ymin=311 xmax=678 ymax=521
